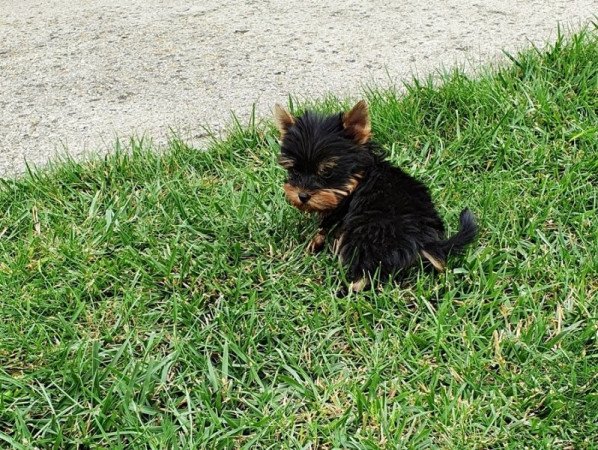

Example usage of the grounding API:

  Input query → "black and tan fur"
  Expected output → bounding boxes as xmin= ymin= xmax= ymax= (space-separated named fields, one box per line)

xmin=275 ymin=101 xmax=477 ymax=293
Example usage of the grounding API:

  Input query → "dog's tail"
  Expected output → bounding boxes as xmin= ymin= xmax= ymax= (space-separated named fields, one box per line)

xmin=421 ymin=208 xmax=478 ymax=271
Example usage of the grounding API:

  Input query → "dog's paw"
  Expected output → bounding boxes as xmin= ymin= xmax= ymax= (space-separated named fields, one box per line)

xmin=307 ymin=230 xmax=326 ymax=253
xmin=350 ymin=278 xmax=368 ymax=293
xmin=335 ymin=278 xmax=368 ymax=297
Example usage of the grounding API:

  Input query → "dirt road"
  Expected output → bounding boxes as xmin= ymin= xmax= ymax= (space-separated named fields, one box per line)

xmin=0 ymin=0 xmax=594 ymax=176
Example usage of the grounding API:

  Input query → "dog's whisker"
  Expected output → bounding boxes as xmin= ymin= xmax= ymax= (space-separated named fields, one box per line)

xmin=328 ymin=189 xmax=349 ymax=197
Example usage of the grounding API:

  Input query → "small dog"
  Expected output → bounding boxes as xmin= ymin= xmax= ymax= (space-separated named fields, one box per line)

xmin=274 ymin=100 xmax=477 ymax=293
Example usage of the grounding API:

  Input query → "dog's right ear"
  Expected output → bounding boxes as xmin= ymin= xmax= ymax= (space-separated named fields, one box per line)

xmin=343 ymin=100 xmax=371 ymax=144
xmin=274 ymin=104 xmax=295 ymax=138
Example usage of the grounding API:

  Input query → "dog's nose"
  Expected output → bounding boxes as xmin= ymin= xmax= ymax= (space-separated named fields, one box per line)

xmin=298 ymin=192 xmax=311 ymax=203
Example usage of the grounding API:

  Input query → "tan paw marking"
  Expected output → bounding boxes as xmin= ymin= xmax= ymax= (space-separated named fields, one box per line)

xmin=307 ymin=229 xmax=326 ymax=253
xmin=350 ymin=278 xmax=368 ymax=293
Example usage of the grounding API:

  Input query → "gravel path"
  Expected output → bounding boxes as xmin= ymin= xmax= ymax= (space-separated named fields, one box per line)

xmin=0 ymin=0 xmax=595 ymax=176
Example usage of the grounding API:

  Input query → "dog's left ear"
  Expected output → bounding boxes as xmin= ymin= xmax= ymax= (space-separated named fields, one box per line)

xmin=343 ymin=100 xmax=371 ymax=144
xmin=274 ymin=104 xmax=295 ymax=138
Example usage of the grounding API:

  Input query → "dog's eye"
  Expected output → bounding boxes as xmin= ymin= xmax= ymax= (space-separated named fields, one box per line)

xmin=278 ymin=156 xmax=295 ymax=170
xmin=320 ymin=168 xmax=333 ymax=179
xmin=318 ymin=159 xmax=338 ymax=180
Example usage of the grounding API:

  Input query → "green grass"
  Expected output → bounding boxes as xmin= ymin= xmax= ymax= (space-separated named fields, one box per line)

xmin=1 ymin=27 xmax=597 ymax=449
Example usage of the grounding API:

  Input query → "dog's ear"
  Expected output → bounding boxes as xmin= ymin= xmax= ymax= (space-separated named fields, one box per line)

xmin=343 ymin=100 xmax=371 ymax=144
xmin=274 ymin=104 xmax=295 ymax=138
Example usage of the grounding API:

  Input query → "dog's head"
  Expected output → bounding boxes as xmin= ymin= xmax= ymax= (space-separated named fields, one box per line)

xmin=274 ymin=100 xmax=374 ymax=213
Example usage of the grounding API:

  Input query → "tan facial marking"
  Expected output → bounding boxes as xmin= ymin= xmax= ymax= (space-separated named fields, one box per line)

xmin=283 ymin=183 xmax=303 ymax=209
xmin=283 ymin=184 xmax=339 ymax=213
xmin=283 ymin=172 xmax=363 ymax=214
xmin=308 ymin=189 xmax=341 ymax=211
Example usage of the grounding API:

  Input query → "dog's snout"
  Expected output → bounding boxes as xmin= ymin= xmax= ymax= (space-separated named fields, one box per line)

xmin=298 ymin=192 xmax=311 ymax=203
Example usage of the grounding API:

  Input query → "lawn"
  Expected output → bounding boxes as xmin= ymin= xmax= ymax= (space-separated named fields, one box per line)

xmin=0 ymin=27 xmax=597 ymax=449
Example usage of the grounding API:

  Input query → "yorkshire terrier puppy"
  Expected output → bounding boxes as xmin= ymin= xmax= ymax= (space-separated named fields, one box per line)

xmin=274 ymin=100 xmax=477 ymax=293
